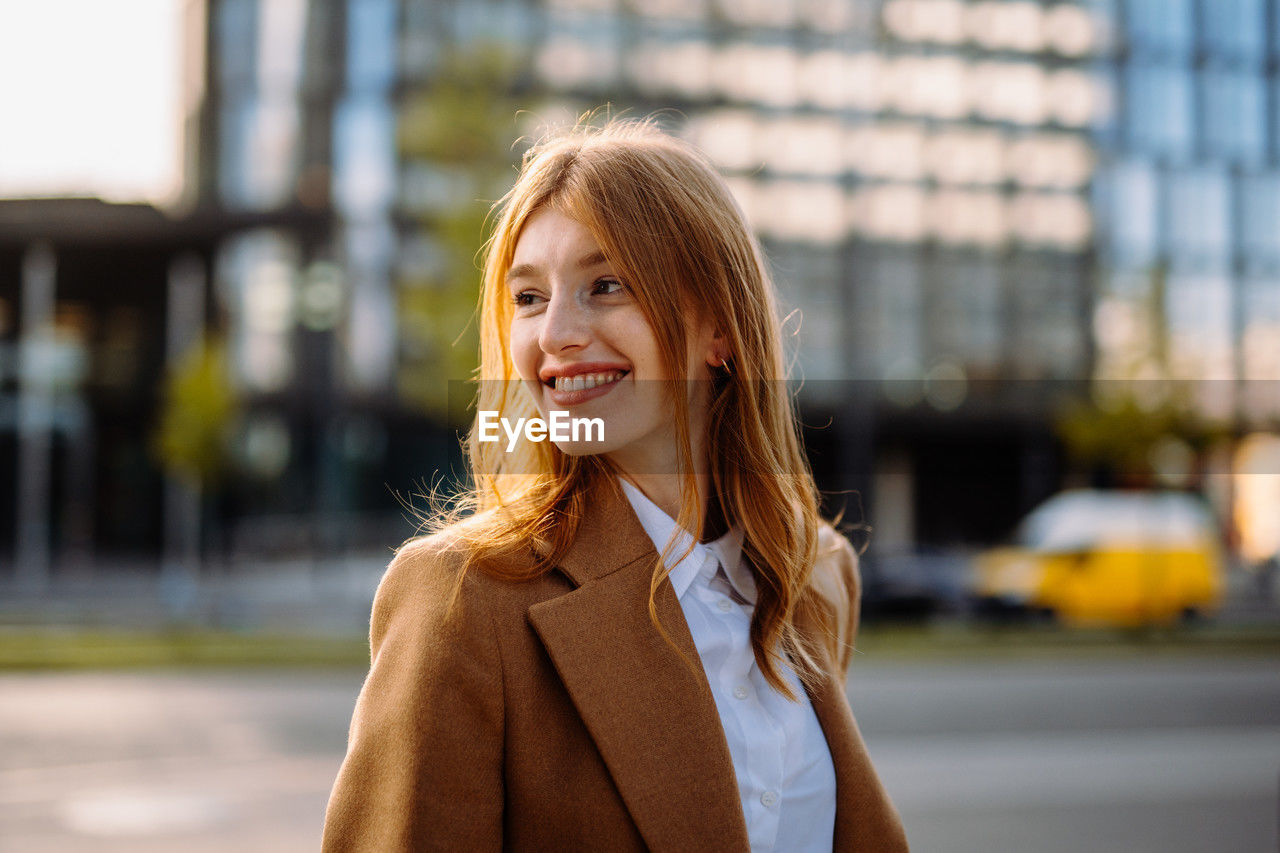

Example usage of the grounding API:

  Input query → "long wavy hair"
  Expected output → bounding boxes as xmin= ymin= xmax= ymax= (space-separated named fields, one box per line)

xmin=433 ymin=118 xmax=830 ymax=698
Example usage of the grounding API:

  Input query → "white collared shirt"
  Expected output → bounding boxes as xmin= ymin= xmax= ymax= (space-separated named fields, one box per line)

xmin=619 ymin=479 xmax=837 ymax=852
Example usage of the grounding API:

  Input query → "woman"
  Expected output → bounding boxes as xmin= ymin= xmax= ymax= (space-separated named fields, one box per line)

xmin=323 ymin=120 xmax=908 ymax=852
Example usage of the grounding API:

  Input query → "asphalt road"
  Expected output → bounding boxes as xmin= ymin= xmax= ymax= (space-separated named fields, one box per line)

xmin=847 ymin=656 xmax=1280 ymax=852
xmin=1 ymin=654 xmax=1277 ymax=852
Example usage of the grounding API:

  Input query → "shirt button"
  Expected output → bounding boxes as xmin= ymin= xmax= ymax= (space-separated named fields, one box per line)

xmin=717 ymin=598 xmax=733 ymax=613
xmin=760 ymin=791 xmax=778 ymax=808
xmin=733 ymin=685 xmax=749 ymax=700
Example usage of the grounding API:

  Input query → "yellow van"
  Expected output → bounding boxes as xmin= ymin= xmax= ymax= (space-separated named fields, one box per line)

xmin=973 ymin=490 xmax=1224 ymax=627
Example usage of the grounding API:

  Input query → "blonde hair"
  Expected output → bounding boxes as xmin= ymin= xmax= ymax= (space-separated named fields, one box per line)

xmin=435 ymin=118 xmax=830 ymax=697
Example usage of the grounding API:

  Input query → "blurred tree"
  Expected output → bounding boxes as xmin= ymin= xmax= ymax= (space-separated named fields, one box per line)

xmin=396 ymin=44 xmax=530 ymax=423
xmin=153 ymin=337 xmax=239 ymax=485
xmin=1057 ymin=394 xmax=1217 ymax=486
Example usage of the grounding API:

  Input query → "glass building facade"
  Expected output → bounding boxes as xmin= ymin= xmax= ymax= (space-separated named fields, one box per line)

xmin=1096 ymin=0 xmax=1280 ymax=425
xmin=520 ymin=0 xmax=1106 ymax=543
xmin=189 ymin=0 xmax=1278 ymax=555
xmin=5 ymin=0 xmax=1277 ymax=570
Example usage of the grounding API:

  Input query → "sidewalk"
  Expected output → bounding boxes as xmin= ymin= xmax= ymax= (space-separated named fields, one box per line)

xmin=0 ymin=554 xmax=391 ymax=636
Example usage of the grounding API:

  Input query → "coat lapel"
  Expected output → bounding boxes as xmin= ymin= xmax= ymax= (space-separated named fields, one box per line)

xmin=527 ymin=478 xmax=751 ymax=851
xmin=529 ymin=478 xmax=906 ymax=851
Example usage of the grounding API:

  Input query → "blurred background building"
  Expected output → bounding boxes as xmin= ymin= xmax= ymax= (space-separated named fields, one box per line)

xmin=1 ymin=0 xmax=1277 ymax=590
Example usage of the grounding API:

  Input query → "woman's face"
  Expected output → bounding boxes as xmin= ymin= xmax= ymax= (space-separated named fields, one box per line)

xmin=506 ymin=207 xmax=723 ymax=474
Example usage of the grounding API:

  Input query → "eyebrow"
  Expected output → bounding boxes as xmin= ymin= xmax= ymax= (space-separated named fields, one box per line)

xmin=506 ymin=250 xmax=610 ymax=285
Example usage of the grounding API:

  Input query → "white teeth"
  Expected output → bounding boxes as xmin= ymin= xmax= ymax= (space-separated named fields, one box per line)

xmin=555 ymin=371 xmax=623 ymax=392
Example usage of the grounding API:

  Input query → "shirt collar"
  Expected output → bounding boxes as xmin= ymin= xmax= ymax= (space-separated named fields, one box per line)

xmin=710 ymin=526 xmax=754 ymax=604
xmin=618 ymin=479 xmax=753 ymax=604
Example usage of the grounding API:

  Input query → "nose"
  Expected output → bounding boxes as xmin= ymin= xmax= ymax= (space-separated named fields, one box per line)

xmin=538 ymin=288 xmax=591 ymax=354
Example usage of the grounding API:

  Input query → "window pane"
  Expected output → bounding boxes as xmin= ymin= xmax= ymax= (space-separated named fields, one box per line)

xmin=1124 ymin=65 xmax=1192 ymax=160
xmin=774 ymin=247 xmax=844 ymax=382
xmin=455 ymin=0 xmax=537 ymax=46
xmin=257 ymin=0 xmax=307 ymax=96
xmin=1126 ymin=0 xmax=1192 ymax=55
xmin=1242 ymin=279 xmax=1280 ymax=390
xmin=344 ymin=222 xmax=397 ymax=392
xmin=218 ymin=97 xmax=301 ymax=209
xmin=1167 ymin=168 xmax=1230 ymax=264
xmin=1240 ymin=172 xmax=1280 ymax=262
xmin=334 ymin=97 xmax=395 ymax=217
xmin=1102 ymin=159 xmax=1158 ymax=268
xmin=1202 ymin=70 xmax=1264 ymax=165
xmin=217 ymin=230 xmax=300 ymax=392
xmin=1200 ymin=0 xmax=1264 ymax=61
xmin=216 ymin=0 xmax=257 ymax=92
xmin=1165 ymin=272 xmax=1234 ymax=386
xmin=401 ymin=2 xmax=441 ymax=79
xmin=856 ymin=249 xmax=922 ymax=380
xmin=1274 ymin=0 xmax=1280 ymax=58
xmin=1273 ymin=84 xmax=1280 ymax=160
xmin=925 ymin=252 xmax=1002 ymax=376
xmin=347 ymin=0 xmax=396 ymax=92
xmin=1008 ymin=256 xmax=1086 ymax=379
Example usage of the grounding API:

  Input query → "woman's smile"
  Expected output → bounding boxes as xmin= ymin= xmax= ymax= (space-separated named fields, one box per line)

xmin=544 ymin=367 xmax=631 ymax=406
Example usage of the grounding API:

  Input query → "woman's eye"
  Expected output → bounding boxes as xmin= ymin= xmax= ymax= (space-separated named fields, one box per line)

xmin=512 ymin=291 xmax=539 ymax=307
xmin=593 ymin=278 xmax=625 ymax=295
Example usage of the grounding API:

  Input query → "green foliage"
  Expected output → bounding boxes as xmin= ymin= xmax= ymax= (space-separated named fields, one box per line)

xmin=395 ymin=44 xmax=531 ymax=419
xmin=398 ymin=45 xmax=526 ymax=166
xmin=1057 ymin=392 xmax=1206 ymax=478
xmin=153 ymin=338 xmax=239 ymax=484
xmin=396 ymin=286 xmax=479 ymax=422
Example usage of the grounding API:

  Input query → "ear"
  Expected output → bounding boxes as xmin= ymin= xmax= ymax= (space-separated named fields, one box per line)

xmin=703 ymin=328 xmax=729 ymax=369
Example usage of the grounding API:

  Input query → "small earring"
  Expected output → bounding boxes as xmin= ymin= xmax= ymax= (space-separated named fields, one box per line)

xmin=719 ymin=356 xmax=732 ymax=376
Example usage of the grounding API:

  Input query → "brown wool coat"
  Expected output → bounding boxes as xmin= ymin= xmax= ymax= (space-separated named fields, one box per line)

xmin=322 ymin=483 xmax=909 ymax=852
